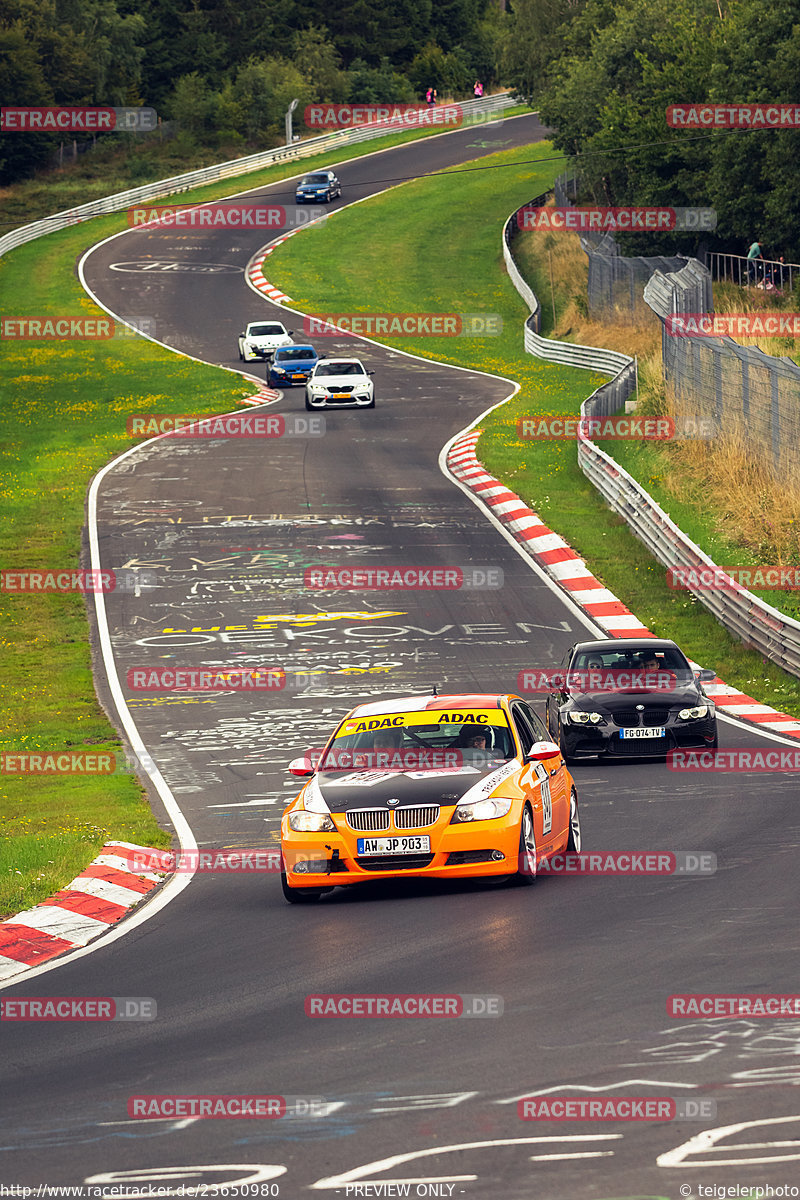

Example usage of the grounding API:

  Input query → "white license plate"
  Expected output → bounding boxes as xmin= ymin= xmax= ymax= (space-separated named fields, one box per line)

xmin=621 ymin=726 xmax=665 ymax=739
xmin=357 ymin=836 xmax=431 ymax=856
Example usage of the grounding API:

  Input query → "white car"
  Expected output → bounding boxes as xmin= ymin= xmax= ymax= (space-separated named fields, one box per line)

xmin=305 ymin=358 xmax=375 ymax=410
xmin=238 ymin=321 xmax=294 ymax=362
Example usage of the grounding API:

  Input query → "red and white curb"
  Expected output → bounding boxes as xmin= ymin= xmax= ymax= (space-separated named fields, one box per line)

xmin=0 ymin=841 xmax=172 ymax=981
xmin=247 ymin=236 xmax=296 ymax=303
xmin=236 ymin=374 xmax=281 ymax=407
xmin=447 ymin=429 xmax=800 ymax=739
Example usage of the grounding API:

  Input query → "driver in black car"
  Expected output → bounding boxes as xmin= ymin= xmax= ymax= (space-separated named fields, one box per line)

xmin=639 ymin=651 xmax=677 ymax=688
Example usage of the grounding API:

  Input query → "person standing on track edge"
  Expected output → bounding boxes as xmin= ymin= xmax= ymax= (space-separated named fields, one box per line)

xmin=473 ymin=80 xmax=484 ymax=97
xmin=426 ymin=86 xmax=437 ymax=107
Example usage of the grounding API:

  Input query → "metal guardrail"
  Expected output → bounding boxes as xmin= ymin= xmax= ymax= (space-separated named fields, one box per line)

xmin=0 ymin=93 xmax=515 ymax=260
xmin=576 ymin=434 xmax=800 ymax=676
xmin=503 ymin=197 xmax=800 ymax=678
xmin=503 ymin=200 xmax=631 ymax=375
xmin=705 ymin=249 xmax=799 ymax=293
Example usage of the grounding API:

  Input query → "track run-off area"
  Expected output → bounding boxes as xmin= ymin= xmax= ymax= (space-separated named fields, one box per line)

xmin=3 ymin=114 xmax=800 ymax=1198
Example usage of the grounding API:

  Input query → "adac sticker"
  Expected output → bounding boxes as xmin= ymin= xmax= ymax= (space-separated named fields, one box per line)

xmin=340 ymin=711 xmax=504 ymax=735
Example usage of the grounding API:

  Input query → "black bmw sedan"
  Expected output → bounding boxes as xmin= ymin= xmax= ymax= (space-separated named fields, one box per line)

xmin=544 ymin=638 xmax=718 ymax=762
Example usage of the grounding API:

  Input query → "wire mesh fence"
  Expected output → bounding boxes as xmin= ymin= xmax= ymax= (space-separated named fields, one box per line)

xmin=555 ymin=172 xmax=800 ymax=480
xmin=644 ymin=259 xmax=800 ymax=478
xmin=554 ymin=173 xmax=689 ymax=323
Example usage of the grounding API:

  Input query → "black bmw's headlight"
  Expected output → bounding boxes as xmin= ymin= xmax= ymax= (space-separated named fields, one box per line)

xmin=679 ymin=704 xmax=709 ymax=720
xmin=568 ymin=711 xmax=605 ymax=725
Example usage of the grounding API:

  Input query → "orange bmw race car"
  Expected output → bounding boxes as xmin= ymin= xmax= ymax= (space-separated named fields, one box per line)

xmin=280 ymin=692 xmax=581 ymax=902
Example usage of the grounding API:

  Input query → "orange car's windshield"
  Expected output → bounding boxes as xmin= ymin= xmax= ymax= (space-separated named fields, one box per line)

xmin=318 ymin=709 xmax=516 ymax=769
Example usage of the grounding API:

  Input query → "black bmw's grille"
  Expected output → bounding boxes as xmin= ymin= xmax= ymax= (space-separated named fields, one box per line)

xmin=326 ymin=385 xmax=353 ymax=394
xmin=643 ymin=709 xmax=669 ymax=725
xmin=356 ymin=854 xmax=435 ymax=871
xmin=613 ymin=708 xmax=670 ymax=727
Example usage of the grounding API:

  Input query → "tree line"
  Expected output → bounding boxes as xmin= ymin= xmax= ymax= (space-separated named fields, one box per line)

xmin=0 ymin=0 xmax=503 ymax=182
xmin=506 ymin=0 xmax=800 ymax=262
xmin=3 ymin=0 xmax=799 ymax=264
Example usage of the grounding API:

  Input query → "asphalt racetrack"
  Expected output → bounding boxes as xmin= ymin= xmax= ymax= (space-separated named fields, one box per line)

xmin=3 ymin=113 xmax=800 ymax=1197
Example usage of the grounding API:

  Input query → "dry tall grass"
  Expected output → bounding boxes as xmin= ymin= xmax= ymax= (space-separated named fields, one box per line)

xmin=656 ymin=386 xmax=800 ymax=562
xmin=520 ymin=226 xmax=800 ymax=563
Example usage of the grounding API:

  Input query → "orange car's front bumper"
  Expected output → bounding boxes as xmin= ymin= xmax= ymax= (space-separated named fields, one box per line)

xmin=281 ymin=805 xmax=524 ymax=888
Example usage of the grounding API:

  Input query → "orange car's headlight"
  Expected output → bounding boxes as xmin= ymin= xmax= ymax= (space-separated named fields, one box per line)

xmin=450 ymin=796 xmax=513 ymax=823
xmin=288 ymin=811 xmax=336 ymax=833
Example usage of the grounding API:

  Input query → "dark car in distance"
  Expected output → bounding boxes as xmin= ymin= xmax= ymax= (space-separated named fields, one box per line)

xmin=545 ymin=638 xmax=718 ymax=762
xmin=295 ymin=171 xmax=342 ymax=204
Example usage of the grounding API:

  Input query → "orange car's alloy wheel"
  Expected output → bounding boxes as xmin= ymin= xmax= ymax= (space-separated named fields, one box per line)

xmin=567 ymin=788 xmax=582 ymax=852
xmin=515 ymin=804 xmax=537 ymax=885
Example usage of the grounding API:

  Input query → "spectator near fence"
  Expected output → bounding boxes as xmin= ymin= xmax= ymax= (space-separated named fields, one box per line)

xmin=746 ymin=239 xmax=763 ymax=282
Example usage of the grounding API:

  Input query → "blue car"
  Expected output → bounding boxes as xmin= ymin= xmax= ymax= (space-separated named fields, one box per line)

xmin=268 ymin=345 xmax=319 ymax=387
xmin=295 ymin=171 xmax=342 ymax=204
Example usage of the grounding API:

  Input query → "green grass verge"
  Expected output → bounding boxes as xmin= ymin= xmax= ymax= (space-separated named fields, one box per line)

xmin=264 ymin=142 xmax=800 ymax=720
xmin=2 ymin=117 xmax=533 ymax=918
